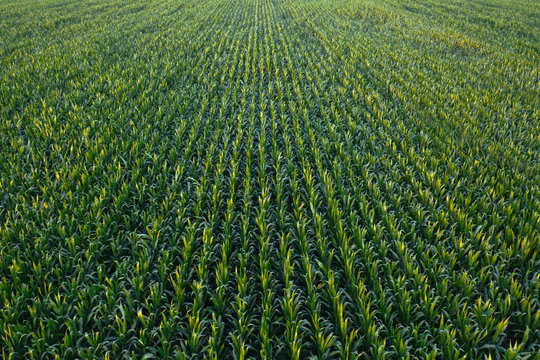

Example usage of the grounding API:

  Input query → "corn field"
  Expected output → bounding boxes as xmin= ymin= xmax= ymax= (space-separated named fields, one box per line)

xmin=0 ymin=0 xmax=539 ymax=358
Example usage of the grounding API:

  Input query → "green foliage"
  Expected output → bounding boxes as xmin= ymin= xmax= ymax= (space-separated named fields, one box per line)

xmin=0 ymin=0 xmax=538 ymax=358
